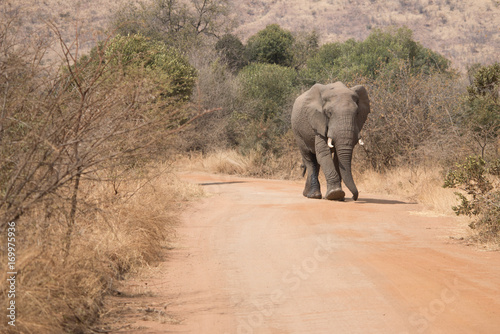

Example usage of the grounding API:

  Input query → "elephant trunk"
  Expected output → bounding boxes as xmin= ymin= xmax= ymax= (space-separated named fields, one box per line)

xmin=330 ymin=126 xmax=358 ymax=201
xmin=336 ymin=145 xmax=358 ymax=201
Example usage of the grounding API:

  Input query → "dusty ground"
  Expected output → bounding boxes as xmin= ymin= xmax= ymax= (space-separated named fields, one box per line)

xmin=100 ymin=172 xmax=500 ymax=334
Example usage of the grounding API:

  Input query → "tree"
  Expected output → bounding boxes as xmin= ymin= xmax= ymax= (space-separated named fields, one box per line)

xmin=236 ymin=63 xmax=298 ymax=153
xmin=467 ymin=62 xmax=500 ymax=101
xmin=215 ymin=33 xmax=247 ymax=72
xmin=444 ymin=156 xmax=500 ymax=243
xmin=300 ymin=27 xmax=450 ymax=84
xmin=104 ymin=34 xmax=198 ymax=102
xmin=245 ymin=24 xmax=295 ymax=66
xmin=299 ymin=42 xmax=344 ymax=84
xmin=290 ymin=29 xmax=320 ymax=70
xmin=462 ymin=62 xmax=500 ymax=157
xmin=112 ymin=0 xmax=233 ymax=51
xmin=0 ymin=15 xmax=209 ymax=332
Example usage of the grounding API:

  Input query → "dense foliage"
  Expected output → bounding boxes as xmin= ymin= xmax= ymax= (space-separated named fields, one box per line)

xmin=461 ymin=62 xmax=500 ymax=157
xmin=245 ymin=24 xmax=295 ymax=67
xmin=215 ymin=33 xmax=248 ymax=72
xmin=301 ymin=27 xmax=450 ymax=84
xmin=444 ymin=156 xmax=500 ymax=241
xmin=104 ymin=34 xmax=197 ymax=101
xmin=236 ymin=63 xmax=298 ymax=153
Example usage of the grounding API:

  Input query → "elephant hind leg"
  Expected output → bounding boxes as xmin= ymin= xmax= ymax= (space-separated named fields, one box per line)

xmin=302 ymin=153 xmax=322 ymax=199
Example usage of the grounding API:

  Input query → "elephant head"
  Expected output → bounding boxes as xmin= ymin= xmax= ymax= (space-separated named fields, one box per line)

xmin=306 ymin=82 xmax=370 ymax=200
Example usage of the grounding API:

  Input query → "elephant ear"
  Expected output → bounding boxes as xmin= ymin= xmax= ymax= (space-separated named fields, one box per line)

xmin=352 ymin=85 xmax=370 ymax=132
xmin=305 ymin=84 xmax=328 ymax=137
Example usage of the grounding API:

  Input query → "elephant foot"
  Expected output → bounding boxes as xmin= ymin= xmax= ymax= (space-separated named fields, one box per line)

xmin=304 ymin=189 xmax=322 ymax=199
xmin=303 ymin=175 xmax=322 ymax=199
xmin=325 ymin=188 xmax=345 ymax=201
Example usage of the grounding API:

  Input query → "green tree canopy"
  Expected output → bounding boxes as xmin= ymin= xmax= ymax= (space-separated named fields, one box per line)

xmin=467 ymin=62 xmax=500 ymax=102
xmin=245 ymin=24 xmax=295 ymax=66
xmin=301 ymin=27 xmax=450 ymax=84
xmin=462 ymin=62 xmax=500 ymax=157
xmin=215 ymin=33 xmax=247 ymax=72
xmin=236 ymin=63 xmax=298 ymax=153
xmin=104 ymin=34 xmax=197 ymax=101
xmin=238 ymin=63 xmax=298 ymax=122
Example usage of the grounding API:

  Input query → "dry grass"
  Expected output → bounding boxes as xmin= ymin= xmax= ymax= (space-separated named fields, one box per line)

xmin=0 ymin=163 xmax=203 ymax=334
xmin=175 ymin=149 xmax=303 ymax=179
xmin=355 ymin=165 xmax=458 ymax=215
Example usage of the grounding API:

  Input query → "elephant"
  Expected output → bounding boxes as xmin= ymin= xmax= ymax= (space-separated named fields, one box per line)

xmin=291 ymin=82 xmax=370 ymax=201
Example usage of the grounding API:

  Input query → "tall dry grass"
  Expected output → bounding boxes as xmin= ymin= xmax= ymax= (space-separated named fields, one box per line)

xmin=176 ymin=149 xmax=303 ymax=179
xmin=354 ymin=165 xmax=458 ymax=215
xmin=0 ymin=164 xmax=203 ymax=333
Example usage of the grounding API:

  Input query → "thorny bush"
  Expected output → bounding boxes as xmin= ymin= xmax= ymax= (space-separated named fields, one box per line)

xmin=444 ymin=156 xmax=500 ymax=243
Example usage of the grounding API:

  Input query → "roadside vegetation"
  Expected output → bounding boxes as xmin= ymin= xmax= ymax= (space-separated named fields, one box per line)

xmin=1 ymin=0 xmax=499 ymax=332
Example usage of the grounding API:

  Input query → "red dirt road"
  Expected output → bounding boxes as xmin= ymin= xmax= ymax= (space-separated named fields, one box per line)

xmin=110 ymin=173 xmax=500 ymax=334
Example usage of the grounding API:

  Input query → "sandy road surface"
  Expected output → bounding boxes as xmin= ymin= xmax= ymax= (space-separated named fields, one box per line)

xmin=108 ymin=172 xmax=500 ymax=334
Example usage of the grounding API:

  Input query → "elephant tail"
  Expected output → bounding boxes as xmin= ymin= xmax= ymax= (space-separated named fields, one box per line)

xmin=301 ymin=163 xmax=306 ymax=177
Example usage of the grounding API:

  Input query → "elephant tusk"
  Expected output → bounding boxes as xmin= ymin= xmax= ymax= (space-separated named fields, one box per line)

xmin=358 ymin=138 xmax=364 ymax=146
xmin=327 ymin=137 xmax=334 ymax=148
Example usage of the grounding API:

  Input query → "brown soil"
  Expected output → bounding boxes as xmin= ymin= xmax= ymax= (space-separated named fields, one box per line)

xmin=100 ymin=172 xmax=500 ymax=334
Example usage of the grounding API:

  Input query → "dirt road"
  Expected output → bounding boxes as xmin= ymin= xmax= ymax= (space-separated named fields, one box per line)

xmin=109 ymin=172 xmax=500 ymax=334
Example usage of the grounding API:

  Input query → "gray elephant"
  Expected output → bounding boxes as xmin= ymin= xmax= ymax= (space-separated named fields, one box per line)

xmin=291 ymin=82 xmax=370 ymax=201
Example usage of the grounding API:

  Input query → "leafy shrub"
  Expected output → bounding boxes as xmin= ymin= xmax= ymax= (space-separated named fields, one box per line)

xmin=105 ymin=34 xmax=197 ymax=101
xmin=299 ymin=41 xmax=345 ymax=84
xmin=467 ymin=62 xmax=500 ymax=101
xmin=245 ymin=24 xmax=295 ymax=66
xmin=459 ymin=62 xmax=500 ymax=157
xmin=444 ymin=156 xmax=500 ymax=243
xmin=215 ymin=33 xmax=248 ymax=72
xmin=300 ymin=27 xmax=450 ymax=84
xmin=236 ymin=63 xmax=298 ymax=153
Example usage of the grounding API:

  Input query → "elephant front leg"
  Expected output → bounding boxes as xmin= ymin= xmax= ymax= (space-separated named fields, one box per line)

xmin=315 ymin=136 xmax=345 ymax=201
xmin=302 ymin=154 xmax=322 ymax=199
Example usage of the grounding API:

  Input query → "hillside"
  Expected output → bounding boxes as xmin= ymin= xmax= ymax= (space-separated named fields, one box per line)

xmin=231 ymin=0 xmax=500 ymax=71
xmin=7 ymin=0 xmax=500 ymax=71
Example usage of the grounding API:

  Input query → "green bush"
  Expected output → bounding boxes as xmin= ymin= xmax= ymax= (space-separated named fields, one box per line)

xmin=300 ymin=27 xmax=450 ymax=84
xmin=215 ymin=33 xmax=248 ymax=72
xmin=238 ymin=63 xmax=298 ymax=121
xmin=105 ymin=34 xmax=197 ymax=101
xmin=444 ymin=156 xmax=500 ymax=243
xmin=245 ymin=24 xmax=295 ymax=66
xmin=236 ymin=63 xmax=298 ymax=153
xmin=460 ymin=62 xmax=500 ymax=157
xmin=467 ymin=62 xmax=500 ymax=101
